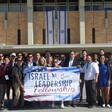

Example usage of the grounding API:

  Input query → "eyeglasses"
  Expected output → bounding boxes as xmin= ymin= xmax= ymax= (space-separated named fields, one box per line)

xmin=54 ymin=61 xmax=57 ymax=63
xmin=11 ymin=55 xmax=16 ymax=57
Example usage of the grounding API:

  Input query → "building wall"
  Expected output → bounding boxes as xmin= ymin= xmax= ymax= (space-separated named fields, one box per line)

xmin=34 ymin=12 xmax=44 ymax=44
xmin=33 ymin=11 xmax=80 ymax=44
xmin=0 ymin=13 xmax=6 ymax=44
xmin=0 ymin=12 xmax=27 ymax=45
xmin=18 ymin=12 xmax=27 ymax=45
xmin=0 ymin=11 xmax=112 ymax=45
xmin=68 ymin=11 xmax=80 ymax=44
xmin=107 ymin=11 xmax=112 ymax=43
xmin=85 ymin=11 xmax=112 ymax=44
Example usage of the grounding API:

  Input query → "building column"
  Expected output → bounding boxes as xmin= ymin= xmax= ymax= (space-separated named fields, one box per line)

xmin=27 ymin=0 xmax=34 ymax=45
xmin=79 ymin=0 xmax=85 ymax=44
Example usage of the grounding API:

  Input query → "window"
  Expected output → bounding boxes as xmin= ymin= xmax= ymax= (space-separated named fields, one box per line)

xmin=21 ymin=0 xmax=27 ymax=3
xmin=85 ymin=2 xmax=91 ymax=11
xmin=21 ymin=3 xmax=27 ymax=12
xmin=10 ymin=0 xmax=19 ymax=3
xmin=57 ymin=1 xmax=67 ymax=11
xmin=85 ymin=0 xmax=90 ymax=2
xmin=93 ymin=3 xmax=103 ymax=10
xmin=21 ymin=0 xmax=27 ymax=12
xmin=69 ymin=0 xmax=78 ymax=2
xmin=105 ymin=2 xmax=112 ymax=11
xmin=57 ymin=0 xmax=67 ymax=2
xmin=0 ymin=4 xmax=8 ymax=12
xmin=46 ymin=0 xmax=55 ymax=3
xmin=34 ymin=5 xmax=43 ymax=11
xmin=9 ymin=3 xmax=20 ymax=12
xmin=93 ymin=0 xmax=102 ymax=2
xmin=69 ymin=2 xmax=78 ymax=11
xmin=69 ymin=5 xmax=78 ymax=11
xmin=34 ymin=0 xmax=43 ymax=3
xmin=0 ymin=0 xmax=8 ymax=3
xmin=45 ymin=6 xmax=54 ymax=11
xmin=57 ymin=5 xmax=66 ymax=11
xmin=0 ymin=0 xmax=27 ymax=12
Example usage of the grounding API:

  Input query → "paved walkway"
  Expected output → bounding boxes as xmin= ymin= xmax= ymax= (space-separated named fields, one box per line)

xmin=2 ymin=100 xmax=112 ymax=112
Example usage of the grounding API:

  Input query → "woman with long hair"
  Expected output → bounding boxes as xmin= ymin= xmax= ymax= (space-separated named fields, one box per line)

xmin=98 ymin=55 xmax=111 ymax=108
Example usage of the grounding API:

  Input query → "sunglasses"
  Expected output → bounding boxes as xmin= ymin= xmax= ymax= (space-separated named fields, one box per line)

xmin=54 ymin=61 xmax=57 ymax=63
xmin=11 ymin=55 xmax=16 ymax=57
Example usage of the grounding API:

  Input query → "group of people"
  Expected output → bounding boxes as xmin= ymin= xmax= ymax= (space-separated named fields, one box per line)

xmin=0 ymin=49 xmax=112 ymax=110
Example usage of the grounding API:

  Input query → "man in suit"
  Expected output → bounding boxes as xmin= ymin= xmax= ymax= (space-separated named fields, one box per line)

xmin=64 ymin=50 xmax=79 ymax=67
xmin=79 ymin=50 xmax=87 ymax=102
xmin=64 ymin=50 xmax=80 ymax=107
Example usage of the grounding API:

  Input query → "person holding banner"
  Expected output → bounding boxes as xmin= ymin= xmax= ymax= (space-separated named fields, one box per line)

xmin=0 ymin=55 xmax=5 ymax=110
xmin=38 ymin=56 xmax=47 ymax=107
xmin=12 ymin=57 xmax=24 ymax=107
xmin=4 ymin=56 xmax=11 ymax=105
xmin=39 ymin=56 xmax=47 ymax=67
xmin=64 ymin=50 xmax=80 ymax=107
xmin=46 ymin=56 xmax=53 ymax=67
xmin=82 ymin=54 xmax=99 ymax=108
xmin=79 ymin=50 xmax=87 ymax=102
xmin=45 ymin=51 xmax=51 ymax=61
xmin=34 ymin=52 xmax=41 ymax=66
xmin=64 ymin=51 xmax=79 ymax=68
xmin=59 ymin=54 xmax=66 ymax=67
xmin=51 ymin=58 xmax=64 ymax=109
xmin=24 ymin=53 xmax=36 ymax=68
xmin=24 ymin=53 xmax=37 ymax=107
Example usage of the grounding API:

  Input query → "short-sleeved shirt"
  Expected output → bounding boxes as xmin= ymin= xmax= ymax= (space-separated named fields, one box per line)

xmin=82 ymin=62 xmax=99 ymax=81
xmin=12 ymin=65 xmax=23 ymax=84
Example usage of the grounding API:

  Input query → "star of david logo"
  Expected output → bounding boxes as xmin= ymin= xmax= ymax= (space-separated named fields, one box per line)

xmin=61 ymin=30 xmax=64 ymax=33
xmin=49 ymin=30 xmax=52 ymax=34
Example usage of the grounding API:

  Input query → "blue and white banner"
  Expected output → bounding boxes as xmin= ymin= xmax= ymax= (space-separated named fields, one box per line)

xmin=58 ymin=11 xmax=67 ymax=44
xmin=46 ymin=11 xmax=67 ymax=44
xmin=46 ymin=11 xmax=55 ymax=44
xmin=24 ymin=66 xmax=80 ymax=101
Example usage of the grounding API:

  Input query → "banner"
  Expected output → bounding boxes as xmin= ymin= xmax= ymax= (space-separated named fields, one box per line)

xmin=46 ymin=11 xmax=55 ymax=44
xmin=46 ymin=11 xmax=67 ymax=44
xmin=58 ymin=11 xmax=67 ymax=44
xmin=24 ymin=66 xmax=80 ymax=101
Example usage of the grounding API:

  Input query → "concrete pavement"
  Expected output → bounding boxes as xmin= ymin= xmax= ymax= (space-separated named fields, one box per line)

xmin=2 ymin=100 xmax=112 ymax=112
xmin=2 ymin=106 xmax=112 ymax=112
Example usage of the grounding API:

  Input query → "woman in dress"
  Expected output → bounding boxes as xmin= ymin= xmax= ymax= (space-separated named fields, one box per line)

xmin=98 ymin=55 xmax=111 ymax=108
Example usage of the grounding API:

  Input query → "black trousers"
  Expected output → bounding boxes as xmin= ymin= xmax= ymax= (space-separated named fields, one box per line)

xmin=85 ymin=80 xmax=96 ymax=106
xmin=80 ymin=73 xmax=85 ymax=100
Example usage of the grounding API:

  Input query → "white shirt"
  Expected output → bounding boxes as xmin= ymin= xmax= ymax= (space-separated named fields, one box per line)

xmin=28 ymin=62 xmax=33 ymax=68
xmin=68 ymin=58 xmax=74 ymax=67
xmin=82 ymin=62 xmax=99 ymax=81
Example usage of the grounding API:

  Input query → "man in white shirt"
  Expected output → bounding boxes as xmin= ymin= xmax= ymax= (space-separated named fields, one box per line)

xmin=82 ymin=54 xmax=99 ymax=108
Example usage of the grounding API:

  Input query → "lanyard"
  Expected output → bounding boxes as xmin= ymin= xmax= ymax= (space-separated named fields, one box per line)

xmin=86 ymin=62 xmax=92 ymax=69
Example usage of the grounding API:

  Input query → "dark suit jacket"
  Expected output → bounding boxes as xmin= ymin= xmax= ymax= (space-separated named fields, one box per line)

xmin=64 ymin=58 xmax=80 ymax=67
